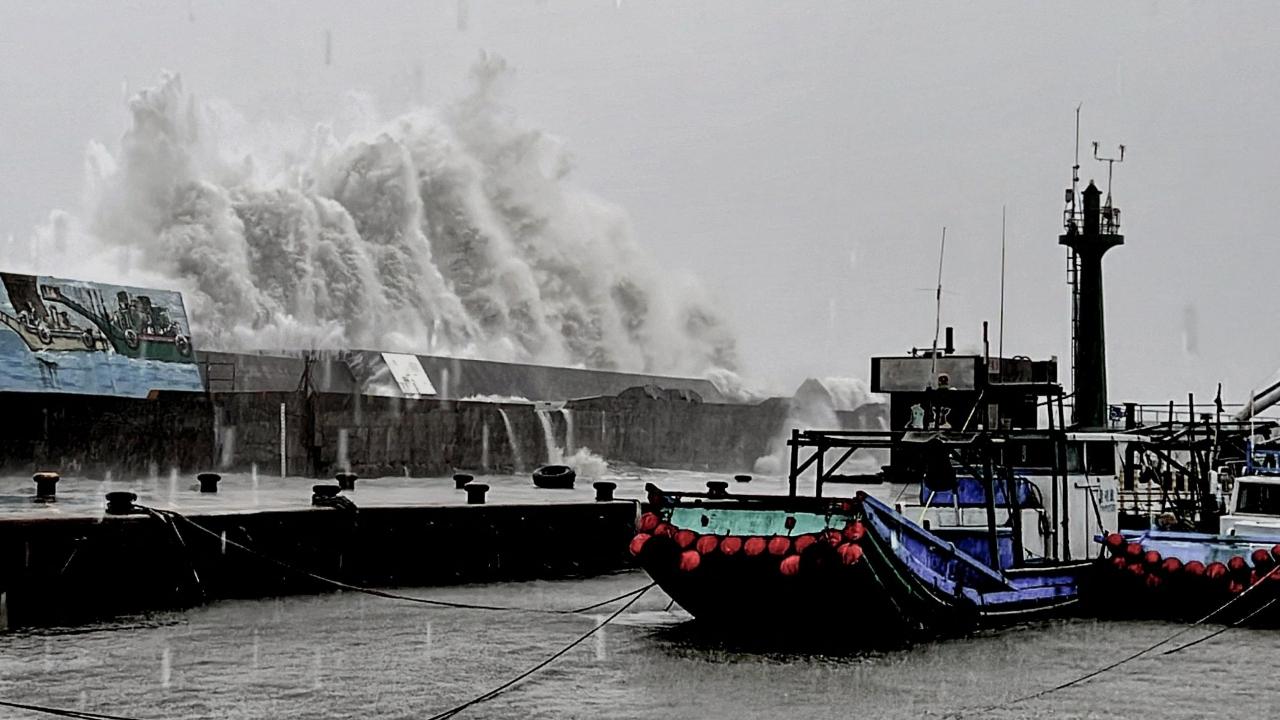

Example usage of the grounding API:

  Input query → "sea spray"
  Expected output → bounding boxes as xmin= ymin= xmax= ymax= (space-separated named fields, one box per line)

xmin=497 ymin=407 xmax=525 ymax=473
xmin=535 ymin=408 xmax=558 ymax=465
xmin=22 ymin=56 xmax=739 ymax=378
xmin=754 ymin=377 xmax=888 ymax=476
xmin=559 ymin=407 xmax=575 ymax=455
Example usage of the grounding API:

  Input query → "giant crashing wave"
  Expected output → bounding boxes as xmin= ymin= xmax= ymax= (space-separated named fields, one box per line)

xmin=30 ymin=54 xmax=738 ymax=378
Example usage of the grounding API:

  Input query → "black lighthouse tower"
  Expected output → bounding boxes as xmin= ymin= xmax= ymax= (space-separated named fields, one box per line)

xmin=1060 ymin=172 xmax=1123 ymax=429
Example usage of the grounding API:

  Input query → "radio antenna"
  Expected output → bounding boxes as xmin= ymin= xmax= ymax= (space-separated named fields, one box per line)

xmin=930 ymin=226 xmax=947 ymax=388
xmin=999 ymin=206 xmax=1007 ymax=363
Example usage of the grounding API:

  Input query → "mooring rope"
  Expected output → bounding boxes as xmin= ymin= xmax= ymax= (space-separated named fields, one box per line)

xmin=139 ymin=505 xmax=649 ymax=615
xmin=424 ymin=582 xmax=655 ymax=719
xmin=0 ymin=698 xmax=144 ymax=720
xmin=1161 ymin=595 xmax=1279 ymax=656
xmin=945 ymin=561 xmax=1280 ymax=718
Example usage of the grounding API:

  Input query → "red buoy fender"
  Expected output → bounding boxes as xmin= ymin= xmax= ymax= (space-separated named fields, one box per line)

xmin=629 ymin=533 xmax=651 ymax=556
xmin=1143 ymin=550 xmax=1162 ymax=567
xmin=768 ymin=536 xmax=791 ymax=556
xmin=779 ymin=555 xmax=801 ymax=576
xmin=720 ymin=536 xmax=743 ymax=556
xmin=1104 ymin=533 xmax=1126 ymax=555
xmin=744 ymin=537 xmax=767 ymax=557
xmin=1183 ymin=560 xmax=1206 ymax=577
xmin=695 ymin=535 xmax=720 ymax=555
xmin=674 ymin=529 xmax=697 ymax=549
xmin=679 ymin=550 xmax=701 ymax=572
xmin=1205 ymin=562 xmax=1228 ymax=581
xmin=1160 ymin=557 xmax=1182 ymax=575
xmin=794 ymin=534 xmax=818 ymax=554
xmin=637 ymin=512 xmax=660 ymax=533
xmin=843 ymin=521 xmax=866 ymax=542
xmin=837 ymin=543 xmax=864 ymax=565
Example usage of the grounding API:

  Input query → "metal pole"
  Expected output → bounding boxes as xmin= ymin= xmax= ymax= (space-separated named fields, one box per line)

xmin=1004 ymin=464 xmax=1023 ymax=567
xmin=929 ymin=227 xmax=947 ymax=388
xmin=999 ymin=206 xmax=1007 ymax=363
xmin=982 ymin=449 xmax=1001 ymax=572
xmin=1048 ymin=398 xmax=1060 ymax=561
xmin=1058 ymin=395 xmax=1071 ymax=561
xmin=788 ymin=428 xmax=799 ymax=498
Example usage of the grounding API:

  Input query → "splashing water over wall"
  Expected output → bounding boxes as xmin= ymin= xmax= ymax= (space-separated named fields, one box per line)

xmin=16 ymin=55 xmax=739 ymax=377
xmin=535 ymin=409 xmax=558 ymax=464
xmin=497 ymin=407 xmax=525 ymax=472
xmin=481 ymin=420 xmax=490 ymax=472
xmin=753 ymin=377 xmax=887 ymax=476
xmin=559 ymin=407 xmax=575 ymax=455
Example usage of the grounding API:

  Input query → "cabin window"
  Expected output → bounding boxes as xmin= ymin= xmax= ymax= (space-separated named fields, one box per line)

xmin=1085 ymin=443 xmax=1116 ymax=476
xmin=1236 ymin=483 xmax=1280 ymax=515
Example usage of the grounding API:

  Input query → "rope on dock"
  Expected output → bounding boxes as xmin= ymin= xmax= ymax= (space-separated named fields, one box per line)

xmin=139 ymin=505 xmax=650 ymax=615
xmin=945 ymin=562 xmax=1280 ymax=718
xmin=424 ymin=582 xmax=655 ymax=719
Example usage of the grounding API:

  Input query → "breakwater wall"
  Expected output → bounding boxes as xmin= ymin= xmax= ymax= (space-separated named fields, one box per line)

xmin=0 ymin=389 xmax=885 ymax=479
xmin=0 ymin=499 xmax=638 ymax=629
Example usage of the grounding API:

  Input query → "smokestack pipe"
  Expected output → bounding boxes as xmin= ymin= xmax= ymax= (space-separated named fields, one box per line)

xmin=944 ymin=327 xmax=954 ymax=355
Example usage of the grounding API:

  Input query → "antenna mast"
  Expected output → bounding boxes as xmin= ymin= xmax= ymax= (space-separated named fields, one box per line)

xmin=999 ymin=206 xmax=1007 ymax=363
xmin=1066 ymin=104 xmax=1083 ymax=409
xmin=930 ymin=226 xmax=947 ymax=388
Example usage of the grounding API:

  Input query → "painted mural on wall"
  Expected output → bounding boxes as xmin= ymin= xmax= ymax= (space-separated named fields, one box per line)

xmin=0 ymin=272 xmax=204 ymax=396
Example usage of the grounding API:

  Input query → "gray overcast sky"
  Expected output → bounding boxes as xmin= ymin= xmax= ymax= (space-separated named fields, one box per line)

xmin=2 ymin=1 xmax=1278 ymax=401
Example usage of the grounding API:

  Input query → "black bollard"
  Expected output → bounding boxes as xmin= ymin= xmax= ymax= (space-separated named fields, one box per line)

xmin=593 ymin=481 xmax=616 ymax=502
xmin=197 ymin=472 xmax=221 ymax=493
xmin=32 ymin=472 xmax=59 ymax=501
xmin=706 ymin=480 xmax=729 ymax=498
xmin=464 ymin=483 xmax=489 ymax=505
xmin=104 ymin=491 xmax=138 ymax=515
xmin=453 ymin=473 xmax=474 ymax=490
xmin=733 ymin=474 xmax=752 ymax=483
xmin=336 ymin=472 xmax=357 ymax=491
xmin=312 ymin=485 xmax=341 ymax=506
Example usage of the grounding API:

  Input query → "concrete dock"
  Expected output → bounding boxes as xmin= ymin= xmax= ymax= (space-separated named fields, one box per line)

xmin=0 ymin=469 xmax=790 ymax=630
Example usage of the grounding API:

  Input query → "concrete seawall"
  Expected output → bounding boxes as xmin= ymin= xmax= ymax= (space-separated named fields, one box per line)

xmin=0 ymin=389 xmax=884 ymax=480
xmin=0 ymin=488 xmax=640 ymax=629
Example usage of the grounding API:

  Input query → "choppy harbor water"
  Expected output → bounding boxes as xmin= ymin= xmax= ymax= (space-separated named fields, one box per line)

xmin=1 ymin=569 xmax=1278 ymax=720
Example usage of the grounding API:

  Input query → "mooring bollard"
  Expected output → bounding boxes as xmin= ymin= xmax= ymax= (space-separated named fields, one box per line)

xmin=733 ymin=474 xmax=752 ymax=483
xmin=104 ymin=491 xmax=138 ymax=515
xmin=453 ymin=473 xmax=474 ymax=490
xmin=312 ymin=485 xmax=341 ymax=506
xmin=32 ymin=472 xmax=59 ymax=501
xmin=593 ymin=481 xmax=616 ymax=502
xmin=197 ymin=472 xmax=221 ymax=493
xmin=336 ymin=472 xmax=357 ymax=491
xmin=464 ymin=483 xmax=489 ymax=504
xmin=706 ymin=480 xmax=729 ymax=498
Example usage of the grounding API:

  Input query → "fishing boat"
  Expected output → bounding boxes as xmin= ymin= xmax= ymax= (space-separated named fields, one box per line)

xmin=1095 ymin=442 xmax=1280 ymax=625
xmin=631 ymin=130 xmax=1219 ymax=643
xmin=633 ymin=341 xmax=1130 ymax=642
